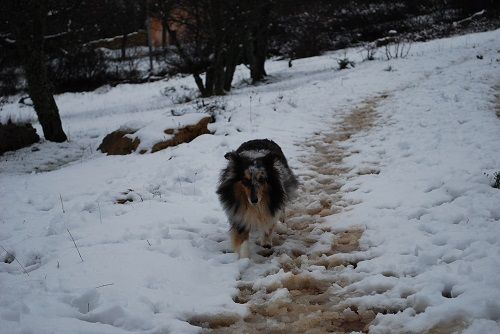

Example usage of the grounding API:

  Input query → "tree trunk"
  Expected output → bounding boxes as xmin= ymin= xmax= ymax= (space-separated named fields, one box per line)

xmin=224 ymin=43 xmax=242 ymax=91
xmin=212 ymin=51 xmax=226 ymax=96
xmin=121 ymin=33 xmax=128 ymax=60
xmin=23 ymin=55 xmax=67 ymax=142
xmin=245 ymin=33 xmax=260 ymax=83
xmin=193 ymin=73 xmax=208 ymax=97
xmin=254 ymin=23 xmax=268 ymax=78
xmin=208 ymin=0 xmax=225 ymax=96
xmin=145 ymin=14 xmax=154 ymax=72
xmin=205 ymin=67 xmax=215 ymax=96
xmin=246 ymin=1 xmax=271 ymax=83
xmin=13 ymin=0 xmax=67 ymax=142
xmin=161 ymin=19 xmax=168 ymax=52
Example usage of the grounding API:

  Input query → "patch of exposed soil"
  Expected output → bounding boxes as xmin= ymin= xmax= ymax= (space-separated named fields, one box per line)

xmin=151 ymin=115 xmax=213 ymax=153
xmin=191 ymin=95 xmax=388 ymax=333
xmin=98 ymin=129 xmax=139 ymax=155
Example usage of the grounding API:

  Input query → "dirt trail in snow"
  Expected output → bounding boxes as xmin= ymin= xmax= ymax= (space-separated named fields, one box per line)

xmin=190 ymin=94 xmax=388 ymax=333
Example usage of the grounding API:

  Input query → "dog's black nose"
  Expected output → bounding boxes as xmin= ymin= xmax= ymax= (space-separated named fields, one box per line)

xmin=251 ymin=197 xmax=259 ymax=204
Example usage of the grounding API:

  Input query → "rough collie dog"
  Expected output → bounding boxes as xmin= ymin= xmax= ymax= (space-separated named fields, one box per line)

xmin=217 ymin=139 xmax=298 ymax=258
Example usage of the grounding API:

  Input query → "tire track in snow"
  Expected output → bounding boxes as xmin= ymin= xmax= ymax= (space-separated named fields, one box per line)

xmin=189 ymin=94 xmax=389 ymax=333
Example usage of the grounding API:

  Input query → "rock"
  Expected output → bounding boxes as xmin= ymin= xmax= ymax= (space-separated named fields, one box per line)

xmin=0 ymin=121 xmax=40 ymax=155
xmin=98 ymin=115 xmax=214 ymax=155
xmin=97 ymin=129 xmax=140 ymax=155
xmin=151 ymin=116 xmax=214 ymax=153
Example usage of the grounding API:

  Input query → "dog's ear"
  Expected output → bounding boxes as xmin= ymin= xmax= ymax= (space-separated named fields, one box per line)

xmin=264 ymin=152 xmax=279 ymax=166
xmin=224 ymin=151 xmax=237 ymax=161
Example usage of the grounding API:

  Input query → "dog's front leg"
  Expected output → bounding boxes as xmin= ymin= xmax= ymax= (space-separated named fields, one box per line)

xmin=230 ymin=225 xmax=250 ymax=259
xmin=260 ymin=219 xmax=276 ymax=248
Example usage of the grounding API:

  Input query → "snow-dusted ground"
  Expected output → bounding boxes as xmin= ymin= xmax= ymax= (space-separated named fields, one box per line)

xmin=1 ymin=29 xmax=500 ymax=333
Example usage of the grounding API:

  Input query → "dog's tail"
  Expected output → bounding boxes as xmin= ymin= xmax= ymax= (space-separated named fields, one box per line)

xmin=284 ymin=172 xmax=299 ymax=200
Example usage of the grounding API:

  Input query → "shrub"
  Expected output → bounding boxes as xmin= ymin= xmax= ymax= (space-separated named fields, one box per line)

xmin=162 ymin=85 xmax=198 ymax=104
xmin=337 ymin=57 xmax=355 ymax=70
xmin=48 ymin=47 xmax=113 ymax=93
xmin=361 ymin=43 xmax=377 ymax=61
xmin=0 ymin=67 xmax=21 ymax=96
xmin=384 ymin=36 xmax=412 ymax=60
xmin=484 ymin=171 xmax=500 ymax=189
xmin=494 ymin=172 xmax=500 ymax=189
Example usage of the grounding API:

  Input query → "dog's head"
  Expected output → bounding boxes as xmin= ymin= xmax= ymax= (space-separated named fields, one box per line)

xmin=225 ymin=151 xmax=277 ymax=206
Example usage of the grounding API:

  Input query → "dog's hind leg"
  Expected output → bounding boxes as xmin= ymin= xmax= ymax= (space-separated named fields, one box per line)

xmin=230 ymin=226 xmax=250 ymax=259
xmin=280 ymin=208 xmax=286 ymax=224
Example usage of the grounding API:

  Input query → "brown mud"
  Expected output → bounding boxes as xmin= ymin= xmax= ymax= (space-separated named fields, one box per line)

xmin=190 ymin=94 xmax=389 ymax=333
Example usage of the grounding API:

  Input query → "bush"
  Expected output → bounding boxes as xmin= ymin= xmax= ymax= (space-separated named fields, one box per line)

xmin=269 ymin=3 xmax=336 ymax=59
xmin=337 ymin=57 xmax=355 ymax=70
xmin=0 ymin=121 xmax=40 ymax=155
xmin=494 ymin=172 xmax=500 ymax=189
xmin=0 ymin=67 xmax=21 ymax=96
xmin=48 ymin=47 xmax=114 ymax=93
xmin=361 ymin=43 xmax=377 ymax=61
xmin=484 ymin=171 xmax=500 ymax=189
xmin=162 ymin=85 xmax=198 ymax=104
xmin=384 ymin=37 xmax=412 ymax=60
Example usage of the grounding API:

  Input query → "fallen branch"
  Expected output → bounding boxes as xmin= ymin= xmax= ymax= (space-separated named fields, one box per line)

xmin=453 ymin=9 xmax=486 ymax=27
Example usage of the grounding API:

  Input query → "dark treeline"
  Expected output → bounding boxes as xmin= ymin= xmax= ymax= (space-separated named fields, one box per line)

xmin=1 ymin=0 xmax=498 ymax=95
xmin=270 ymin=0 xmax=500 ymax=58
xmin=1 ymin=0 xmax=146 ymax=94
xmin=0 ymin=0 xmax=498 ymax=141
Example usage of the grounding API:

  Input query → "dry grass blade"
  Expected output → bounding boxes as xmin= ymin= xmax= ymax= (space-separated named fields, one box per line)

xmin=0 ymin=245 xmax=30 ymax=276
xmin=66 ymin=228 xmax=84 ymax=262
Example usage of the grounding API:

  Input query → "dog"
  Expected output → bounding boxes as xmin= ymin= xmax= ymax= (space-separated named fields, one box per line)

xmin=217 ymin=139 xmax=298 ymax=258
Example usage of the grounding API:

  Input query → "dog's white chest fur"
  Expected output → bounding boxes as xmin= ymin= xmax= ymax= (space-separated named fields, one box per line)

xmin=236 ymin=201 xmax=276 ymax=231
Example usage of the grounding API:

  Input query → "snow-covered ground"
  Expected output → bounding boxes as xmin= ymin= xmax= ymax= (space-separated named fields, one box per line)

xmin=1 ymin=29 xmax=500 ymax=333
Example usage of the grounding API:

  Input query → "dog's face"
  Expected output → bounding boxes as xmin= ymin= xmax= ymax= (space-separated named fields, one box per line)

xmin=241 ymin=162 xmax=268 ymax=205
xmin=225 ymin=152 xmax=272 ymax=206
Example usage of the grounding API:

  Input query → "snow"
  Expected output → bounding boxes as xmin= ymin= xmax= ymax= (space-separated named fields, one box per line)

xmin=1 ymin=29 xmax=500 ymax=333
xmin=126 ymin=112 xmax=210 ymax=153
xmin=329 ymin=33 xmax=500 ymax=332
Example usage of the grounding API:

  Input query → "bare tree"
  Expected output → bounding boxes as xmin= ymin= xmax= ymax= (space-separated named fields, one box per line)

xmin=155 ymin=0 xmax=273 ymax=97
xmin=244 ymin=0 xmax=272 ymax=83
xmin=5 ymin=0 xmax=67 ymax=142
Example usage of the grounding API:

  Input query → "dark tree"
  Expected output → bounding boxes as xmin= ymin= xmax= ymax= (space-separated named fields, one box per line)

xmin=6 ymin=0 xmax=67 ymax=142
xmin=244 ymin=1 xmax=272 ymax=83
xmin=156 ymin=0 xmax=273 ymax=97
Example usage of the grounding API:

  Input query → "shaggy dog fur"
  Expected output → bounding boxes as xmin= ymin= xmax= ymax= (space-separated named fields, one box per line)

xmin=217 ymin=139 xmax=298 ymax=258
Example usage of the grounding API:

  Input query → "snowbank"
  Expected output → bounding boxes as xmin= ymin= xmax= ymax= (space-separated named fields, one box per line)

xmin=0 ymin=29 xmax=499 ymax=333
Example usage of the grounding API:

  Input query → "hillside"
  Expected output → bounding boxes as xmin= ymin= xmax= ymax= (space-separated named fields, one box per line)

xmin=1 ymin=29 xmax=500 ymax=334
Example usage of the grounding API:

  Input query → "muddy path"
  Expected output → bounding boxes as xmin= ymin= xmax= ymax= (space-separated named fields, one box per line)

xmin=190 ymin=94 xmax=388 ymax=333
